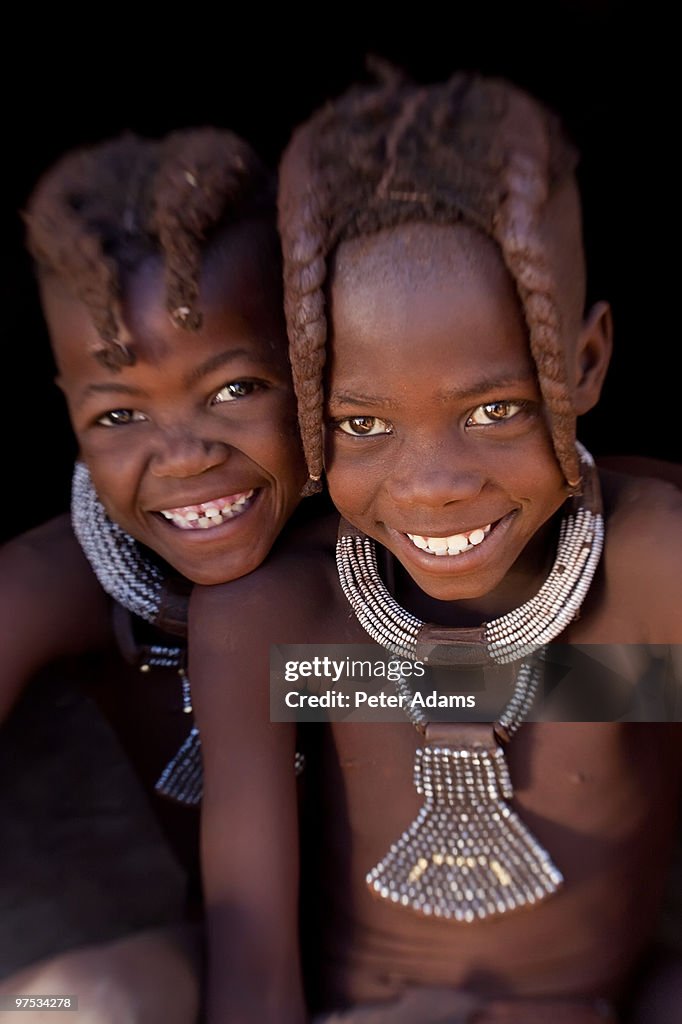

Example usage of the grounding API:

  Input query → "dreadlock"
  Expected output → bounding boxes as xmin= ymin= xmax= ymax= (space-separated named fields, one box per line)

xmin=279 ymin=65 xmax=582 ymax=490
xmin=25 ymin=128 xmax=273 ymax=370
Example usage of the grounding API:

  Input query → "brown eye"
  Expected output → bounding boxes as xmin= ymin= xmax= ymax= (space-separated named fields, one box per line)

xmin=213 ymin=380 xmax=259 ymax=403
xmin=337 ymin=416 xmax=392 ymax=436
xmin=96 ymin=408 xmax=147 ymax=427
xmin=467 ymin=401 xmax=525 ymax=426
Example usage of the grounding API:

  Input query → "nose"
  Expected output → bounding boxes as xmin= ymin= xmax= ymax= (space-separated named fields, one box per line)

xmin=386 ymin=434 xmax=485 ymax=509
xmin=149 ymin=430 xmax=231 ymax=479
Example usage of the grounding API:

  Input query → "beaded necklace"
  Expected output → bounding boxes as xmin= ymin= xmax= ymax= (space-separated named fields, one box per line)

xmin=72 ymin=462 xmax=306 ymax=802
xmin=335 ymin=444 xmax=603 ymax=921
xmin=71 ymin=461 xmax=203 ymax=805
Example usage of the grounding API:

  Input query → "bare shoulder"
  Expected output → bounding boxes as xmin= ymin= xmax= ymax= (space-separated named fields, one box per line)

xmin=2 ymin=512 xmax=80 ymax=564
xmin=599 ymin=470 xmax=682 ymax=642
xmin=0 ymin=512 xmax=109 ymax=621
xmin=0 ymin=514 xmax=112 ymax=719
xmin=0 ymin=513 xmax=109 ymax=620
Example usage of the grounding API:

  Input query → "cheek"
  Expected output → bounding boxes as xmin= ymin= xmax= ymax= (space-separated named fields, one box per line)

xmin=325 ymin=431 xmax=385 ymax=508
xmin=325 ymin=462 xmax=374 ymax=519
xmin=258 ymin=430 xmax=305 ymax=497
xmin=252 ymin=398 xmax=307 ymax=491
xmin=515 ymin=435 xmax=566 ymax=494
xmin=78 ymin=423 xmax=139 ymax=460
xmin=83 ymin=448 xmax=141 ymax=518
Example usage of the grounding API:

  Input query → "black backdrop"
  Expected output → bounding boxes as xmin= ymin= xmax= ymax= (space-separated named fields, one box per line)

xmin=3 ymin=4 xmax=675 ymax=543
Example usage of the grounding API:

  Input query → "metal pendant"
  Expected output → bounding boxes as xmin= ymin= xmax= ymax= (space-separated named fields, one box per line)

xmin=367 ymin=740 xmax=563 ymax=921
xmin=155 ymin=726 xmax=203 ymax=806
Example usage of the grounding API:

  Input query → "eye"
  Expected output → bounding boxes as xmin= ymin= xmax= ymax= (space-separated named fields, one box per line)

xmin=96 ymin=408 xmax=148 ymax=427
xmin=336 ymin=416 xmax=393 ymax=437
xmin=466 ymin=401 xmax=527 ymax=426
xmin=212 ymin=380 xmax=261 ymax=403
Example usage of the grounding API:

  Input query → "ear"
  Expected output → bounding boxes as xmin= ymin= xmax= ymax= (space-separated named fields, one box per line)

xmin=572 ymin=300 xmax=613 ymax=415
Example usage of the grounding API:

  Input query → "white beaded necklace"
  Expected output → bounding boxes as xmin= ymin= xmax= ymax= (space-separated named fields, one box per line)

xmin=71 ymin=461 xmax=202 ymax=805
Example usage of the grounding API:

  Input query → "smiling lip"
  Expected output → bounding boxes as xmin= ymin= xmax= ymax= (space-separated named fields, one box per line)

xmin=387 ymin=512 xmax=517 ymax=573
xmin=155 ymin=489 xmax=256 ymax=530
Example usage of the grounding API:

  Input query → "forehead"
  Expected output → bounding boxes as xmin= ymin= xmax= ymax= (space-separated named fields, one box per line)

xmin=329 ymin=221 xmax=527 ymax=352
xmin=42 ymin=217 xmax=286 ymax=378
xmin=199 ymin=217 xmax=282 ymax=320
xmin=330 ymin=175 xmax=586 ymax=353
xmin=333 ymin=221 xmax=503 ymax=287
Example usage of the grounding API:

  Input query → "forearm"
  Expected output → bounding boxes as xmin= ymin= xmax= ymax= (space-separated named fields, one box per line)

xmin=191 ymin=571 xmax=321 ymax=1024
xmin=201 ymin=750 xmax=306 ymax=1024
xmin=205 ymin=911 xmax=306 ymax=1024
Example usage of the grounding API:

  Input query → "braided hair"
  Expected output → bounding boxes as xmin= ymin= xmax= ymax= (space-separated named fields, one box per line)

xmin=279 ymin=66 xmax=583 ymax=491
xmin=25 ymin=128 xmax=274 ymax=371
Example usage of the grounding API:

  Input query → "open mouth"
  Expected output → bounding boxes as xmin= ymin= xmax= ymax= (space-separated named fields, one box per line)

xmin=157 ymin=489 xmax=255 ymax=530
xmin=406 ymin=523 xmax=493 ymax=557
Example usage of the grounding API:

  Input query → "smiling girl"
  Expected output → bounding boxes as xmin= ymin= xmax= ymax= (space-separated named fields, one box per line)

xmin=0 ymin=127 xmax=309 ymax=1022
xmin=190 ymin=69 xmax=682 ymax=1023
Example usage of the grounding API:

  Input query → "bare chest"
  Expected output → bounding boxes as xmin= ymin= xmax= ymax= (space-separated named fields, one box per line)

xmin=303 ymin=719 xmax=681 ymax=1003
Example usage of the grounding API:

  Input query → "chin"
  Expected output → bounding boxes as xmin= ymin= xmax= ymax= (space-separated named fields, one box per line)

xmin=178 ymin=558 xmax=253 ymax=587
xmin=398 ymin=553 xmax=514 ymax=605
xmin=411 ymin=574 xmax=498 ymax=604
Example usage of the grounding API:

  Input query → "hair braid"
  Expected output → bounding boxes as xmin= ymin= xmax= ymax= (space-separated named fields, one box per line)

xmin=151 ymin=128 xmax=268 ymax=330
xmin=279 ymin=69 xmax=583 ymax=488
xmin=279 ymin=125 xmax=330 ymax=492
xmin=490 ymin=87 xmax=580 ymax=486
xmin=24 ymin=137 xmax=156 ymax=367
xmin=25 ymin=128 xmax=273 ymax=367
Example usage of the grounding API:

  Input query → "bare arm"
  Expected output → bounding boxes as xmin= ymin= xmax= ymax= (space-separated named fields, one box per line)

xmin=0 ymin=514 xmax=113 ymax=721
xmin=190 ymin=560 xmax=311 ymax=1024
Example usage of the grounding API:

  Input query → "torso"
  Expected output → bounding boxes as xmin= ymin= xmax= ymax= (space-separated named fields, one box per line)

xmin=293 ymin=471 xmax=682 ymax=1009
xmin=302 ymin=720 xmax=680 ymax=1008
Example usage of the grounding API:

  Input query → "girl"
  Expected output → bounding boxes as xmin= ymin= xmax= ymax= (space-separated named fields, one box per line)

xmin=1 ymin=126 xmax=310 ymax=1022
xmin=191 ymin=69 xmax=682 ymax=1022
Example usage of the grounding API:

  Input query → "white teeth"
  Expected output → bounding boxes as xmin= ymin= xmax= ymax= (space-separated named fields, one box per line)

xmin=411 ymin=535 xmax=429 ymax=550
xmin=406 ymin=523 xmax=493 ymax=557
xmin=158 ymin=489 xmax=255 ymax=530
xmin=447 ymin=536 xmax=468 ymax=555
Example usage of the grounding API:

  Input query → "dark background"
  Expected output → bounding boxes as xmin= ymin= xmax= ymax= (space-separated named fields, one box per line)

xmin=3 ymin=4 xmax=675 ymax=544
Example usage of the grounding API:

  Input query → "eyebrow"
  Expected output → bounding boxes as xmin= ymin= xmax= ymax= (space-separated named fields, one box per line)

xmin=77 ymin=381 xmax=145 ymax=407
xmin=77 ymin=348 xmax=256 ymax=407
xmin=329 ymin=375 xmax=535 ymax=409
xmin=184 ymin=348 xmax=255 ymax=386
